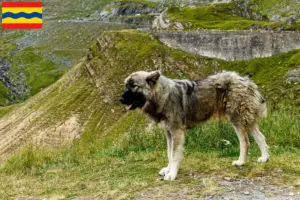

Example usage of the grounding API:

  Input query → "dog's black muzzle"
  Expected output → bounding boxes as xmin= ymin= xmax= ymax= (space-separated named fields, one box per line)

xmin=119 ymin=89 xmax=137 ymax=110
xmin=119 ymin=89 xmax=146 ymax=110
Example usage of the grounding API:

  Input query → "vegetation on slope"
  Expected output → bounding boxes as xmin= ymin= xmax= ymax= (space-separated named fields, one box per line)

xmin=223 ymin=50 xmax=300 ymax=106
xmin=0 ymin=30 xmax=299 ymax=198
xmin=0 ymin=22 xmax=136 ymax=104
xmin=166 ymin=1 xmax=300 ymax=30
xmin=9 ymin=47 xmax=67 ymax=101
xmin=250 ymin=0 xmax=300 ymax=23
xmin=1 ymin=0 xmax=299 ymax=105
xmin=0 ymin=0 xmax=148 ymax=105
xmin=0 ymin=31 xmax=24 ymax=105
xmin=0 ymin=82 xmax=12 ymax=106
xmin=43 ymin=0 xmax=112 ymax=20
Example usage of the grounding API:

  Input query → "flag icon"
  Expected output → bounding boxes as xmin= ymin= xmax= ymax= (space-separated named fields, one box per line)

xmin=2 ymin=2 xmax=43 ymax=29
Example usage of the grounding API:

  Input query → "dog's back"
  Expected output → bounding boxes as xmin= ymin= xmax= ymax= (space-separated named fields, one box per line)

xmin=197 ymin=71 xmax=267 ymax=127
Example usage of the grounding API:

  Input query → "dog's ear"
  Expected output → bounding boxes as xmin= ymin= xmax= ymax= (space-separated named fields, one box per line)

xmin=146 ymin=70 xmax=161 ymax=86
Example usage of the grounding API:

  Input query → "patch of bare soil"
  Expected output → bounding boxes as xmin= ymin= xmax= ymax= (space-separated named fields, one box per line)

xmin=12 ymin=174 xmax=300 ymax=200
xmin=0 ymin=108 xmax=81 ymax=162
xmin=0 ymin=108 xmax=44 ymax=163
xmin=34 ymin=115 xmax=81 ymax=147
xmin=135 ymin=175 xmax=300 ymax=200
xmin=15 ymin=197 xmax=99 ymax=200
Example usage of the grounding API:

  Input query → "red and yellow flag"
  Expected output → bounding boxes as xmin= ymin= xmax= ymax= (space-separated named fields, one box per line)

xmin=2 ymin=2 xmax=43 ymax=29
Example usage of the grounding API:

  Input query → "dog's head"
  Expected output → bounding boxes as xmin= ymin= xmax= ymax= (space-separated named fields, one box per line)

xmin=119 ymin=70 xmax=161 ymax=110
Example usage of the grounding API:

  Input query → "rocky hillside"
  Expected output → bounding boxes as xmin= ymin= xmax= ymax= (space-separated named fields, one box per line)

xmin=0 ymin=1 xmax=140 ymax=106
xmin=251 ymin=0 xmax=300 ymax=23
xmin=157 ymin=31 xmax=300 ymax=60
xmin=163 ymin=0 xmax=300 ymax=30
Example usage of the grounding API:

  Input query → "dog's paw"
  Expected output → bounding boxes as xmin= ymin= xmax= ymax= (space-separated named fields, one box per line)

xmin=232 ymin=160 xmax=245 ymax=166
xmin=163 ymin=172 xmax=177 ymax=181
xmin=257 ymin=156 xmax=269 ymax=163
xmin=159 ymin=167 xmax=170 ymax=176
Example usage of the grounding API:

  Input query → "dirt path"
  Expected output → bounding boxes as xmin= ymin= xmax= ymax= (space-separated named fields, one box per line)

xmin=14 ymin=175 xmax=300 ymax=200
xmin=135 ymin=175 xmax=300 ymax=200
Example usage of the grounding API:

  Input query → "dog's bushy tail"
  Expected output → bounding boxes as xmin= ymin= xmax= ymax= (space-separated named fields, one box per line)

xmin=258 ymin=98 xmax=267 ymax=119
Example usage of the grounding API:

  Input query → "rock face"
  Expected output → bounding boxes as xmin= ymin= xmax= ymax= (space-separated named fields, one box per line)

xmin=150 ymin=0 xmax=232 ymax=6
xmin=286 ymin=68 xmax=300 ymax=83
xmin=90 ymin=2 xmax=162 ymax=25
xmin=157 ymin=31 xmax=300 ymax=61
xmin=0 ymin=59 xmax=16 ymax=100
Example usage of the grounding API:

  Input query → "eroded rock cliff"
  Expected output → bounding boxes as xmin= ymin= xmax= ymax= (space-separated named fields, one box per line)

xmin=157 ymin=31 xmax=300 ymax=60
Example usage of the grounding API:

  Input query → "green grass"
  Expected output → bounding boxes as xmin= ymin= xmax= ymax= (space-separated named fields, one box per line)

xmin=2 ymin=0 xmax=298 ymax=107
xmin=0 ymin=31 xmax=25 ymax=105
xmin=251 ymin=0 xmax=300 ymax=23
xmin=1 ymin=107 xmax=300 ymax=198
xmin=8 ymin=47 xmax=68 ymax=100
xmin=43 ymin=0 xmax=112 ymax=20
xmin=0 ymin=82 xmax=12 ymax=107
xmin=44 ymin=0 xmax=157 ymax=20
xmin=0 ymin=104 xmax=21 ymax=118
xmin=167 ymin=2 xmax=298 ymax=30
xmin=1 ymin=22 xmax=135 ymax=104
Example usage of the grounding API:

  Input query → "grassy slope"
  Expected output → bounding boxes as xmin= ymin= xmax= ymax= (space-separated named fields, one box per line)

xmin=43 ymin=0 xmax=112 ymax=20
xmin=167 ymin=2 xmax=300 ymax=30
xmin=223 ymin=50 xmax=300 ymax=106
xmin=0 ymin=30 xmax=299 ymax=198
xmin=1 ymin=0 xmax=138 ymax=104
xmin=0 ymin=82 xmax=12 ymax=106
xmin=2 ymin=0 xmax=299 ymax=105
xmin=251 ymin=0 xmax=300 ymax=23
xmin=0 ymin=31 xmax=24 ymax=106
xmin=2 ymin=22 xmax=135 ymax=102
xmin=12 ymin=49 xmax=67 ymax=99
xmin=0 ymin=104 xmax=22 ymax=118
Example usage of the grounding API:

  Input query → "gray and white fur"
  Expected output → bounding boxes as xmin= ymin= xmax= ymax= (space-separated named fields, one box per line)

xmin=119 ymin=70 xmax=269 ymax=181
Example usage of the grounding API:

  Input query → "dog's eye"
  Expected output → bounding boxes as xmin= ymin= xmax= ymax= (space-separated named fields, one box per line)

xmin=128 ymin=80 xmax=138 ymax=88
xmin=128 ymin=79 xmax=133 ymax=85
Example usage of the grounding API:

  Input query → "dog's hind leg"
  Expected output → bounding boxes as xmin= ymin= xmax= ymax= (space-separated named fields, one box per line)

xmin=232 ymin=125 xmax=249 ymax=166
xmin=163 ymin=129 xmax=185 ymax=181
xmin=159 ymin=131 xmax=171 ymax=176
xmin=250 ymin=123 xmax=269 ymax=163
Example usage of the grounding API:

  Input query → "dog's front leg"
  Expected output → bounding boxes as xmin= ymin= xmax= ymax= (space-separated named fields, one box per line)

xmin=163 ymin=129 xmax=185 ymax=181
xmin=232 ymin=125 xmax=249 ymax=166
xmin=159 ymin=131 xmax=172 ymax=176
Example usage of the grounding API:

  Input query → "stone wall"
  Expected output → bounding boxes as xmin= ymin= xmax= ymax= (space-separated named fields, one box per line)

xmin=157 ymin=31 xmax=300 ymax=61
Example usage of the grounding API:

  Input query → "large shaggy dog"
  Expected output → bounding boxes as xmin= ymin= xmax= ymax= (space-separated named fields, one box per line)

xmin=119 ymin=70 xmax=269 ymax=181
